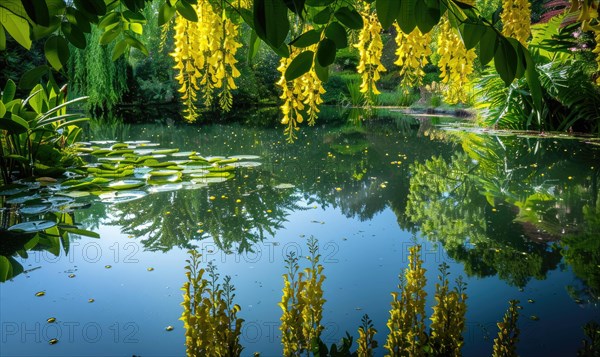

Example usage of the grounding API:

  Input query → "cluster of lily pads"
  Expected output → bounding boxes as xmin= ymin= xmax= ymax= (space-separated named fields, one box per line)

xmin=66 ymin=140 xmax=261 ymax=203
xmin=1 ymin=140 xmax=262 ymax=248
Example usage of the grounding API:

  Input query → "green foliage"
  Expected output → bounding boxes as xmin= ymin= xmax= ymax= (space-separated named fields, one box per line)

xmin=0 ymin=80 xmax=88 ymax=183
xmin=67 ymin=26 xmax=128 ymax=111
xmin=476 ymin=57 xmax=600 ymax=134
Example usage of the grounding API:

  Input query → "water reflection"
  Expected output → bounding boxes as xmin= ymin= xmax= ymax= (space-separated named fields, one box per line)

xmin=2 ymin=113 xmax=599 ymax=303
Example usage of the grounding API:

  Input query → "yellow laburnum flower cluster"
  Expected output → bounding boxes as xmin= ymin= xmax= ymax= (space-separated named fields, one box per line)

xmin=279 ymin=237 xmax=326 ymax=355
xmin=492 ymin=300 xmax=521 ymax=357
xmin=501 ymin=0 xmax=532 ymax=46
xmin=170 ymin=2 xmax=242 ymax=122
xmin=354 ymin=4 xmax=386 ymax=97
xmin=357 ymin=314 xmax=378 ymax=356
xmin=276 ymin=47 xmax=326 ymax=142
xmin=393 ymin=24 xmax=432 ymax=93
xmin=429 ymin=264 xmax=468 ymax=356
xmin=436 ymin=17 xmax=477 ymax=104
xmin=181 ymin=251 xmax=244 ymax=357
xmin=384 ymin=245 xmax=428 ymax=355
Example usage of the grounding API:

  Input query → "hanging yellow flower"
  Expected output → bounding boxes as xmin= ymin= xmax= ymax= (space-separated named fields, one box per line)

xmin=436 ymin=17 xmax=477 ymax=104
xmin=354 ymin=4 xmax=386 ymax=98
xmin=276 ymin=45 xmax=326 ymax=142
xmin=394 ymin=24 xmax=432 ymax=93
xmin=170 ymin=2 xmax=242 ymax=122
xmin=501 ymin=0 xmax=532 ymax=46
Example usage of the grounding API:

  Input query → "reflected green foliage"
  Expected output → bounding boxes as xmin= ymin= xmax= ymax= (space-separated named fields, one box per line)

xmin=405 ymin=129 xmax=600 ymax=287
xmin=562 ymin=187 xmax=600 ymax=301
xmin=0 ymin=208 xmax=97 ymax=282
xmin=105 ymin=168 xmax=304 ymax=253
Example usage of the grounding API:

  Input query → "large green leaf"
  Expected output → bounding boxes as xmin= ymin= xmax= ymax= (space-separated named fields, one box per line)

xmin=316 ymin=39 xmax=336 ymax=67
xmin=283 ymin=0 xmax=305 ymax=17
xmin=27 ymin=84 xmax=46 ymax=114
xmin=99 ymin=26 xmax=122 ymax=45
xmin=62 ymin=22 xmax=86 ymax=49
xmin=2 ymin=79 xmax=17 ymax=103
xmin=158 ymin=2 xmax=176 ymax=26
xmin=397 ymin=0 xmax=417 ymax=34
xmin=495 ymin=38 xmax=517 ymax=86
xmin=22 ymin=0 xmax=50 ymax=27
xmin=66 ymin=7 xmax=92 ymax=33
xmin=325 ymin=22 xmax=348 ymax=49
xmin=0 ymin=101 xmax=5 ymax=118
xmin=0 ymin=25 xmax=5 ymax=50
xmin=524 ymin=47 xmax=542 ymax=113
xmin=112 ymin=39 xmax=128 ymax=61
xmin=176 ymin=0 xmax=198 ymax=22
xmin=19 ymin=65 xmax=49 ymax=90
xmin=285 ymin=50 xmax=314 ymax=81
xmin=479 ymin=27 xmax=497 ymax=66
xmin=313 ymin=7 xmax=332 ymax=24
xmin=248 ymin=30 xmax=260 ymax=62
xmin=314 ymin=59 xmax=329 ymax=82
xmin=44 ymin=35 xmax=70 ymax=71
xmin=1 ymin=10 xmax=32 ymax=49
xmin=0 ymin=114 xmax=29 ymax=134
xmin=73 ymin=0 xmax=106 ymax=16
xmin=460 ymin=21 xmax=483 ymax=50
xmin=376 ymin=0 xmax=402 ymax=29
xmin=335 ymin=7 xmax=363 ymax=30
xmin=415 ymin=0 xmax=440 ymax=34
xmin=254 ymin=0 xmax=290 ymax=49
xmin=290 ymin=29 xmax=321 ymax=48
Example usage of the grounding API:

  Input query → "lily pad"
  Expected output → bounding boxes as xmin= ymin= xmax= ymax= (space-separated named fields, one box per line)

xmin=148 ymin=170 xmax=181 ymax=177
xmin=6 ymin=193 xmax=40 ymax=204
xmin=0 ymin=184 xmax=29 ymax=196
xmin=124 ymin=140 xmax=151 ymax=145
xmin=19 ymin=204 xmax=52 ymax=215
xmin=152 ymin=148 xmax=179 ymax=155
xmin=229 ymin=155 xmax=261 ymax=160
xmin=171 ymin=151 xmax=196 ymax=157
xmin=99 ymin=191 xmax=147 ymax=204
xmin=182 ymin=168 xmax=210 ymax=175
xmin=232 ymin=161 xmax=262 ymax=168
xmin=147 ymin=183 xmax=184 ymax=193
xmin=8 ymin=220 xmax=57 ymax=233
xmin=108 ymin=180 xmax=145 ymax=190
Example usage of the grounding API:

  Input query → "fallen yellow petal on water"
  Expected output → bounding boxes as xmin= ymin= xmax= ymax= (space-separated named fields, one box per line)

xmin=147 ymin=267 xmax=154 ymax=272
xmin=166 ymin=326 xmax=174 ymax=331
xmin=47 ymin=317 xmax=56 ymax=323
xmin=335 ymin=187 xmax=342 ymax=192
xmin=49 ymin=338 xmax=58 ymax=345
xmin=35 ymin=291 xmax=45 ymax=297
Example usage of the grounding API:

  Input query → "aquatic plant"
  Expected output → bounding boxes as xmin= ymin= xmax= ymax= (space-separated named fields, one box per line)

xmin=181 ymin=250 xmax=244 ymax=356
xmin=0 ymin=80 xmax=88 ymax=183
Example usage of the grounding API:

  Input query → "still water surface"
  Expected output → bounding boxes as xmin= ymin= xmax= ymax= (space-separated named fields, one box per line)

xmin=1 ymin=111 xmax=599 ymax=356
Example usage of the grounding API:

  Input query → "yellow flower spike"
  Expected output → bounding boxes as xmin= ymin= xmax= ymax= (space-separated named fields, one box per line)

xmin=354 ymin=4 xmax=386 ymax=102
xmin=501 ymin=0 xmax=532 ymax=46
xmin=436 ymin=17 xmax=477 ymax=104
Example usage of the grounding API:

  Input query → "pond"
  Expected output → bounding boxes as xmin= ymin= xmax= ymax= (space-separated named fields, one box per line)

xmin=1 ymin=108 xmax=599 ymax=356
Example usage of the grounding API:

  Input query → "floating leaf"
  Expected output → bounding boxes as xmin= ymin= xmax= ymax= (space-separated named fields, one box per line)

xmin=35 ymin=291 xmax=46 ymax=297
xmin=108 ymin=179 xmax=144 ymax=190
xmin=9 ymin=221 xmax=57 ymax=233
